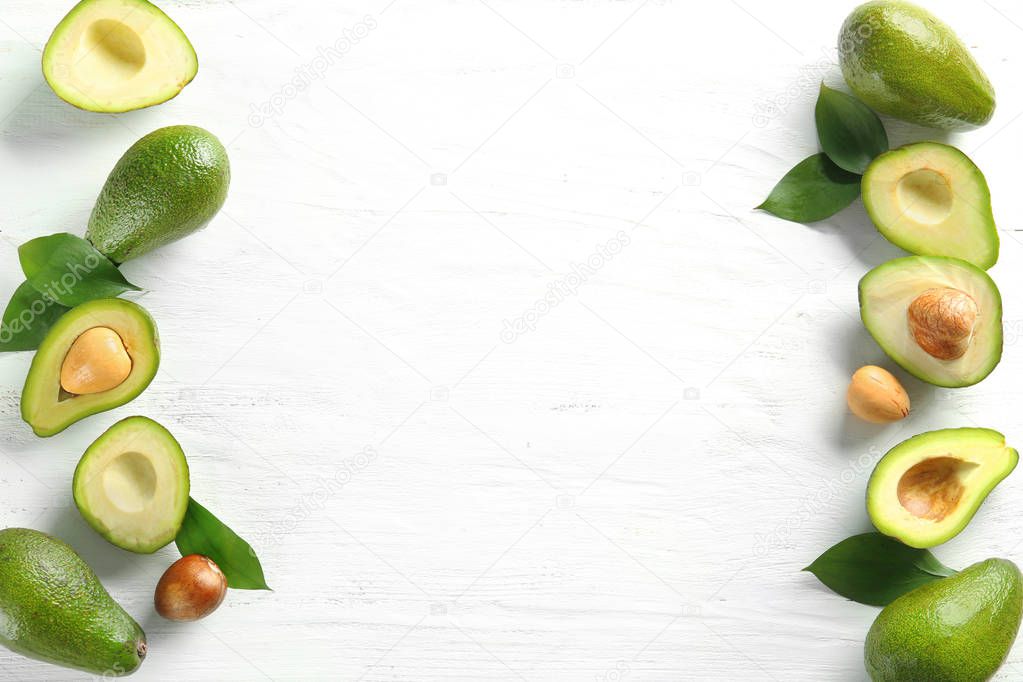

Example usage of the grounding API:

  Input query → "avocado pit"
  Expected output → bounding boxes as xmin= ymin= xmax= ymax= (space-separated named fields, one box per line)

xmin=897 ymin=456 xmax=978 ymax=522
xmin=907 ymin=287 xmax=979 ymax=360
xmin=60 ymin=327 xmax=133 ymax=396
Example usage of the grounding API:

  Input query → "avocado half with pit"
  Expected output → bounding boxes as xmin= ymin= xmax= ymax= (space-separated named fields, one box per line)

xmin=42 ymin=0 xmax=198 ymax=113
xmin=21 ymin=298 xmax=159 ymax=437
xmin=859 ymin=256 xmax=1002 ymax=388
xmin=862 ymin=142 xmax=998 ymax=270
xmin=74 ymin=416 xmax=189 ymax=554
xmin=867 ymin=428 xmax=1018 ymax=548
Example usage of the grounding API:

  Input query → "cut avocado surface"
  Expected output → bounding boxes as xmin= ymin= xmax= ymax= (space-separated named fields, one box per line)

xmin=74 ymin=417 xmax=189 ymax=554
xmin=859 ymin=256 xmax=1002 ymax=388
xmin=42 ymin=0 xmax=197 ymax=113
xmin=863 ymin=142 xmax=998 ymax=269
xmin=867 ymin=428 xmax=1017 ymax=548
xmin=21 ymin=298 xmax=159 ymax=437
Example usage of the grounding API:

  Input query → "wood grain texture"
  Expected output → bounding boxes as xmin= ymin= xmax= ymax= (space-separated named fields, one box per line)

xmin=2 ymin=0 xmax=1023 ymax=679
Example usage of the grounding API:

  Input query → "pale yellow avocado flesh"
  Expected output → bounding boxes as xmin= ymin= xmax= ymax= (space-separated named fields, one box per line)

xmin=863 ymin=142 xmax=998 ymax=270
xmin=867 ymin=428 xmax=1017 ymax=548
xmin=859 ymin=256 xmax=1002 ymax=388
xmin=73 ymin=416 xmax=189 ymax=554
xmin=21 ymin=299 xmax=159 ymax=437
xmin=43 ymin=0 xmax=197 ymax=113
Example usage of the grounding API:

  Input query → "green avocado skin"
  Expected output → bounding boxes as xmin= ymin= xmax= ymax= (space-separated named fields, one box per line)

xmin=865 ymin=558 xmax=1023 ymax=681
xmin=0 ymin=528 xmax=145 ymax=676
xmin=839 ymin=1 xmax=995 ymax=130
xmin=86 ymin=125 xmax=230 ymax=263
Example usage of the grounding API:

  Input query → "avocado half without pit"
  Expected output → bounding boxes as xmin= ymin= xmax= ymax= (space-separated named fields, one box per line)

xmin=859 ymin=255 xmax=1002 ymax=388
xmin=21 ymin=298 xmax=159 ymax=437
xmin=867 ymin=428 xmax=1018 ymax=548
xmin=74 ymin=417 xmax=189 ymax=554
xmin=42 ymin=0 xmax=198 ymax=113
xmin=862 ymin=142 xmax=998 ymax=270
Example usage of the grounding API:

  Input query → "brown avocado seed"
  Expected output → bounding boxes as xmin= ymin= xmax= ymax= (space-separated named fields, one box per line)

xmin=155 ymin=555 xmax=228 ymax=622
xmin=907 ymin=287 xmax=979 ymax=361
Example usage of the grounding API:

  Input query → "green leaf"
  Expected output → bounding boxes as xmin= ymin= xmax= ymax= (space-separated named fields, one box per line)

xmin=757 ymin=153 xmax=861 ymax=223
xmin=815 ymin=83 xmax=888 ymax=174
xmin=19 ymin=233 xmax=141 ymax=307
xmin=0 ymin=281 xmax=70 ymax=352
xmin=804 ymin=532 xmax=956 ymax=606
xmin=176 ymin=498 xmax=270 ymax=590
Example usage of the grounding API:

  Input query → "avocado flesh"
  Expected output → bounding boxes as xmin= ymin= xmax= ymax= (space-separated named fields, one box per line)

xmin=42 ymin=0 xmax=197 ymax=113
xmin=87 ymin=125 xmax=230 ymax=263
xmin=21 ymin=298 xmax=159 ymax=437
xmin=865 ymin=558 xmax=1022 ymax=681
xmin=863 ymin=143 xmax=998 ymax=270
xmin=0 ymin=528 xmax=146 ymax=676
xmin=74 ymin=416 xmax=190 ymax=554
xmin=859 ymin=256 xmax=1002 ymax=388
xmin=839 ymin=1 xmax=995 ymax=130
xmin=867 ymin=428 xmax=1017 ymax=549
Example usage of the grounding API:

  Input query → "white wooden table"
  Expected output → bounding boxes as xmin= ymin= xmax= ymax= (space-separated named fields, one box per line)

xmin=3 ymin=1 xmax=1023 ymax=679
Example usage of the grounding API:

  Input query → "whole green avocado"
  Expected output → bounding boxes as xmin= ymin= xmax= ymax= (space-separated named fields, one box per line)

xmin=86 ymin=125 xmax=230 ymax=263
xmin=839 ymin=1 xmax=995 ymax=130
xmin=865 ymin=558 xmax=1022 ymax=681
xmin=0 ymin=528 xmax=146 ymax=676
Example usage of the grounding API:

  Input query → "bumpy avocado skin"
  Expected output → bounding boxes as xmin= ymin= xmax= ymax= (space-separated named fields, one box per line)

xmin=0 ymin=528 xmax=146 ymax=676
xmin=86 ymin=125 xmax=230 ymax=263
xmin=839 ymin=1 xmax=995 ymax=130
xmin=865 ymin=558 xmax=1023 ymax=681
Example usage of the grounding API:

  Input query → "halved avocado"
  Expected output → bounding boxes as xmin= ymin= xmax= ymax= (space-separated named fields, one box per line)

xmin=859 ymin=256 xmax=1002 ymax=388
xmin=74 ymin=416 xmax=189 ymax=553
xmin=42 ymin=0 xmax=198 ymax=113
xmin=867 ymin=428 xmax=1017 ymax=548
xmin=862 ymin=142 xmax=998 ymax=269
xmin=21 ymin=298 xmax=159 ymax=437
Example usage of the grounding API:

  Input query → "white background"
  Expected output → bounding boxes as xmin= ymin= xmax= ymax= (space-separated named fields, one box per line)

xmin=3 ymin=0 xmax=1023 ymax=680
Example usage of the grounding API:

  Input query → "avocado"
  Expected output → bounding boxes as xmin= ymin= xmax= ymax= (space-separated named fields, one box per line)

xmin=21 ymin=298 xmax=160 ymax=437
xmin=0 ymin=528 xmax=146 ymax=676
xmin=838 ymin=1 xmax=995 ymax=130
xmin=863 ymin=142 xmax=998 ymax=269
xmin=87 ymin=125 xmax=230 ymax=263
xmin=859 ymin=256 xmax=1002 ymax=388
xmin=42 ymin=0 xmax=197 ymax=113
xmin=866 ymin=428 xmax=1017 ymax=548
xmin=865 ymin=558 xmax=1022 ymax=681
xmin=74 ymin=416 xmax=190 ymax=554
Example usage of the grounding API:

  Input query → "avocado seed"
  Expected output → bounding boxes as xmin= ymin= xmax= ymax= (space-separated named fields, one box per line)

xmin=846 ymin=365 xmax=910 ymax=424
xmin=155 ymin=555 xmax=227 ymax=621
xmin=60 ymin=327 xmax=132 ymax=395
xmin=907 ymin=287 xmax=978 ymax=361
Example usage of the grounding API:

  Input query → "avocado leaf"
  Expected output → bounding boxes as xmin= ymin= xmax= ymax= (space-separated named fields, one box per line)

xmin=19 ymin=233 xmax=140 ymax=307
xmin=176 ymin=498 xmax=270 ymax=590
xmin=757 ymin=153 xmax=861 ymax=223
xmin=815 ymin=84 xmax=888 ymax=174
xmin=0 ymin=281 xmax=70 ymax=352
xmin=804 ymin=532 xmax=956 ymax=606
